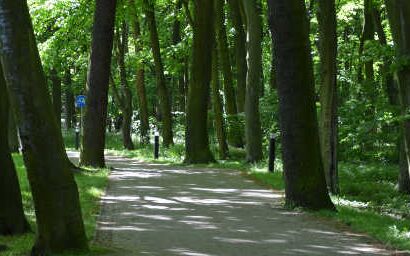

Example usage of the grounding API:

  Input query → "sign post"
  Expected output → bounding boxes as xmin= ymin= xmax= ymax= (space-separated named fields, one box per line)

xmin=75 ymin=95 xmax=86 ymax=150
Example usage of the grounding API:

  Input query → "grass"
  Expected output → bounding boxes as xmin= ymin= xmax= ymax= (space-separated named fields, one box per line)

xmin=92 ymin=132 xmax=410 ymax=252
xmin=0 ymin=154 xmax=110 ymax=256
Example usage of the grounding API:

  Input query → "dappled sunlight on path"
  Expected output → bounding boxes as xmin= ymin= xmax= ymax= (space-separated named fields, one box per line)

xmin=67 ymin=152 xmax=393 ymax=255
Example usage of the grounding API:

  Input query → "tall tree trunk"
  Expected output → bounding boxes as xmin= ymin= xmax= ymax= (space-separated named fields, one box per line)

xmin=227 ymin=0 xmax=247 ymax=113
xmin=143 ymin=0 xmax=174 ymax=147
xmin=0 ymin=66 xmax=30 ymax=236
xmin=317 ymin=0 xmax=339 ymax=194
xmin=385 ymin=0 xmax=410 ymax=194
xmin=173 ymin=0 xmax=186 ymax=113
xmin=0 ymin=0 xmax=88 ymax=253
xmin=242 ymin=0 xmax=263 ymax=163
xmin=211 ymin=47 xmax=229 ymax=160
xmin=373 ymin=4 xmax=408 ymax=193
xmin=8 ymin=110 xmax=20 ymax=152
xmin=358 ymin=0 xmax=375 ymax=83
xmin=129 ymin=0 xmax=150 ymax=144
xmin=116 ymin=22 xmax=134 ymax=150
xmin=50 ymin=68 xmax=62 ymax=129
xmin=80 ymin=0 xmax=117 ymax=167
xmin=63 ymin=69 xmax=75 ymax=130
xmin=185 ymin=0 xmax=215 ymax=164
xmin=268 ymin=0 xmax=335 ymax=210
xmin=215 ymin=0 xmax=243 ymax=148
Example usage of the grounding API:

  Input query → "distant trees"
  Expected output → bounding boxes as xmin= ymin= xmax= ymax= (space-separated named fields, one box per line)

xmin=143 ymin=0 xmax=174 ymax=147
xmin=268 ymin=0 xmax=335 ymax=210
xmin=80 ymin=0 xmax=117 ymax=167
xmin=0 ymin=0 xmax=88 ymax=253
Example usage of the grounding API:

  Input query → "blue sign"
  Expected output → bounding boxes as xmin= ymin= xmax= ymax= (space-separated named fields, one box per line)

xmin=75 ymin=95 xmax=86 ymax=108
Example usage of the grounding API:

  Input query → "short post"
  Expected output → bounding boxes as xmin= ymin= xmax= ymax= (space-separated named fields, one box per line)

xmin=154 ymin=130 xmax=159 ymax=159
xmin=75 ymin=125 xmax=80 ymax=150
xmin=268 ymin=133 xmax=276 ymax=172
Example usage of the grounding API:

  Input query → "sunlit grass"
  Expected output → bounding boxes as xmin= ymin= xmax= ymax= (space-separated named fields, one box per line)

xmin=0 ymin=154 xmax=110 ymax=256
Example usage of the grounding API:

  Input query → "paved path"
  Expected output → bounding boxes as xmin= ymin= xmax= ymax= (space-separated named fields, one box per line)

xmin=69 ymin=152 xmax=395 ymax=256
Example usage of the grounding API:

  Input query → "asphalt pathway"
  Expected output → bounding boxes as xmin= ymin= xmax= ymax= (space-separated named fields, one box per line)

xmin=68 ymin=152 xmax=396 ymax=256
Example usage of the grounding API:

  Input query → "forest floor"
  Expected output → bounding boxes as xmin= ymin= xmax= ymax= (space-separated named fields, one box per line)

xmin=67 ymin=151 xmax=401 ymax=256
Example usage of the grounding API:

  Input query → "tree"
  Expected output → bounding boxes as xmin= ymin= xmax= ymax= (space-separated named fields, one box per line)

xmin=0 ymin=0 xmax=88 ymax=253
xmin=215 ymin=0 xmax=243 ymax=148
xmin=0 ymin=66 xmax=30 ymax=236
xmin=227 ymin=0 xmax=247 ymax=113
xmin=211 ymin=47 xmax=229 ymax=160
xmin=129 ymin=0 xmax=150 ymax=144
xmin=317 ymin=0 xmax=339 ymax=194
xmin=385 ymin=0 xmax=410 ymax=194
xmin=143 ymin=0 xmax=174 ymax=147
xmin=50 ymin=68 xmax=62 ymax=129
xmin=242 ymin=0 xmax=263 ymax=163
xmin=80 ymin=0 xmax=117 ymax=167
xmin=268 ymin=0 xmax=335 ymax=210
xmin=113 ymin=21 xmax=134 ymax=150
xmin=185 ymin=0 xmax=215 ymax=164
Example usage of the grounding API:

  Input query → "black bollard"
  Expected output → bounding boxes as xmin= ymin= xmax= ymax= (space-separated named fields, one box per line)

xmin=268 ymin=133 xmax=276 ymax=172
xmin=154 ymin=130 xmax=159 ymax=159
xmin=75 ymin=125 xmax=80 ymax=150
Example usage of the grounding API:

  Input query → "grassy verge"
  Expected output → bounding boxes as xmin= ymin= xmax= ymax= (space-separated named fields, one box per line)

xmin=0 ymin=154 xmax=110 ymax=256
xmin=98 ymin=134 xmax=410 ymax=252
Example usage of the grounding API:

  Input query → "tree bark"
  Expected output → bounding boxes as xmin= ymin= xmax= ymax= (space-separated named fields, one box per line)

xmin=358 ymin=0 xmax=375 ymax=83
xmin=50 ymin=68 xmax=62 ymax=129
xmin=215 ymin=0 xmax=243 ymax=148
xmin=385 ymin=0 xmax=410 ymax=194
xmin=211 ymin=47 xmax=229 ymax=160
xmin=115 ymin=22 xmax=134 ymax=150
xmin=63 ymin=69 xmax=75 ymax=130
xmin=0 ymin=0 xmax=88 ymax=253
xmin=242 ymin=0 xmax=263 ymax=163
xmin=0 ymin=65 xmax=30 ymax=236
xmin=227 ymin=0 xmax=247 ymax=113
xmin=143 ymin=0 xmax=174 ymax=147
xmin=80 ymin=0 xmax=117 ymax=167
xmin=129 ymin=0 xmax=150 ymax=144
xmin=317 ymin=0 xmax=339 ymax=194
xmin=268 ymin=0 xmax=335 ymax=210
xmin=8 ymin=110 xmax=20 ymax=152
xmin=185 ymin=0 xmax=215 ymax=164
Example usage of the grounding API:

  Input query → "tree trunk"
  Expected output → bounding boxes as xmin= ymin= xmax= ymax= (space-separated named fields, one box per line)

xmin=129 ymin=1 xmax=150 ymax=144
xmin=215 ymin=0 xmax=243 ymax=148
xmin=242 ymin=0 xmax=263 ymax=163
xmin=358 ymin=0 xmax=375 ymax=83
xmin=211 ymin=47 xmax=229 ymax=160
xmin=185 ymin=0 xmax=215 ymax=164
xmin=80 ymin=0 xmax=117 ymax=167
xmin=0 ymin=0 xmax=88 ymax=253
xmin=143 ymin=0 xmax=174 ymax=147
xmin=50 ymin=68 xmax=62 ymax=129
xmin=8 ymin=110 xmax=20 ymax=152
xmin=385 ymin=0 xmax=410 ymax=194
xmin=63 ymin=70 xmax=75 ymax=130
xmin=268 ymin=0 xmax=335 ymax=210
xmin=227 ymin=0 xmax=247 ymax=113
xmin=317 ymin=0 xmax=339 ymax=194
xmin=116 ymin=22 xmax=134 ymax=150
xmin=0 ymin=65 xmax=30 ymax=236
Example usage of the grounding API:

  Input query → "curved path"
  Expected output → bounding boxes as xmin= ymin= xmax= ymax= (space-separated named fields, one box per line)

xmin=69 ymin=152 xmax=394 ymax=255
